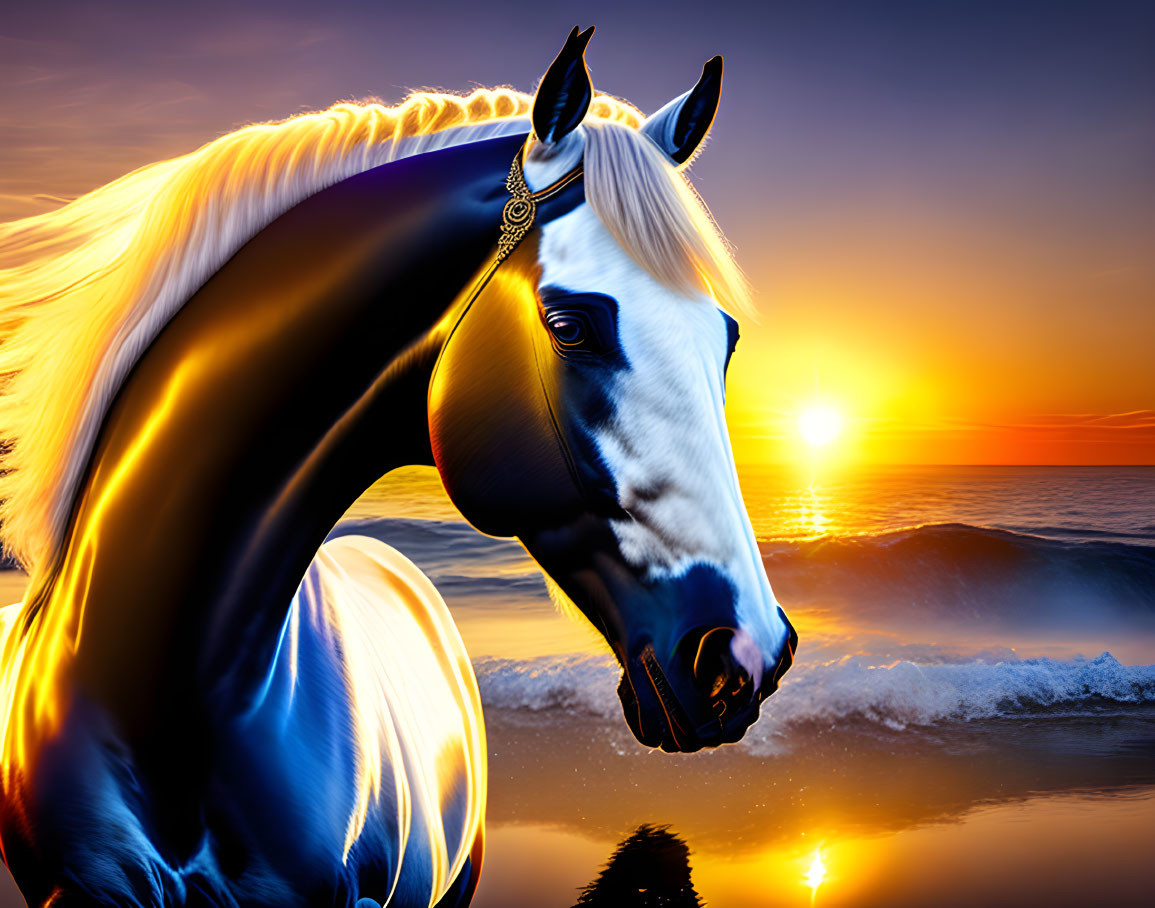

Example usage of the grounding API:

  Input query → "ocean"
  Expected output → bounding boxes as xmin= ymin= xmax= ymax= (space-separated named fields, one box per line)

xmin=0 ymin=465 xmax=1151 ymax=906
xmin=335 ymin=464 xmax=1155 ymax=907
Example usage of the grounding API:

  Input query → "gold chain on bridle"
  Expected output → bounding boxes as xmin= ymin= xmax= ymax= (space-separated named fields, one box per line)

xmin=495 ymin=144 xmax=583 ymax=265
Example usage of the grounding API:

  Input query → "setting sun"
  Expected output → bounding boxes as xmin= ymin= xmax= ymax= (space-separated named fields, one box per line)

xmin=798 ymin=407 xmax=843 ymax=448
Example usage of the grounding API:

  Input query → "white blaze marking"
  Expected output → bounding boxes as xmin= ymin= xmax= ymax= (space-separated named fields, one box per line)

xmin=533 ymin=199 xmax=790 ymax=661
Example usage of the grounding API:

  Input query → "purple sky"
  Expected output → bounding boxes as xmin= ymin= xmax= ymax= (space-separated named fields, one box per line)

xmin=2 ymin=0 xmax=1152 ymax=462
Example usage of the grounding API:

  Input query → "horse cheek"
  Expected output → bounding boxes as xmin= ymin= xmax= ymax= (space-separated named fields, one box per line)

xmin=428 ymin=235 xmax=583 ymax=537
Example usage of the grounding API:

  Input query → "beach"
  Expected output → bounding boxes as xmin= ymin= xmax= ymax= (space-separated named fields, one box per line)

xmin=364 ymin=465 xmax=1155 ymax=907
xmin=1 ymin=464 xmax=1152 ymax=906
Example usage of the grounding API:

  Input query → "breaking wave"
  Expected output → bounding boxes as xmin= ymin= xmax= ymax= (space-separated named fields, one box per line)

xmin=473 ymin=652 xmax=1155 ymax=738
xmin=760 ymin=523 xmax=1155 ymax=629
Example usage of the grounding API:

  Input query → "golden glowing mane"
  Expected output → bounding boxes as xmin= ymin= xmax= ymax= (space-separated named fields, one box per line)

xmin=0 ymin=85 xmax=746 ymax=583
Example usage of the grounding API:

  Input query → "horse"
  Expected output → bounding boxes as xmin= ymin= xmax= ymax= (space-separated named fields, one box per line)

xmin=0 ymin=27 xmax=796 ymax=907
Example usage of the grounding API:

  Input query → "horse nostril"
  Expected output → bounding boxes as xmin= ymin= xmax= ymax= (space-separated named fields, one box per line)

xmin=691 ymin=627 xmax=752 ymax=715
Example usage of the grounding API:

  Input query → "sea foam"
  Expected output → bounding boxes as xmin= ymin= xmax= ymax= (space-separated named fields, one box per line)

xmin=473 ymin=652 xmax=1155 ymax=744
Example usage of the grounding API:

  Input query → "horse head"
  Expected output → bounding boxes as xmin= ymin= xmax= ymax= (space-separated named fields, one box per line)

xmin=429 ymin=28 xmax=796 ymax=753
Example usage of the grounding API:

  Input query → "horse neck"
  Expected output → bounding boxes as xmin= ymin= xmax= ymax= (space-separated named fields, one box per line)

xmin=41 ymin=132 xmax=526 ymax=733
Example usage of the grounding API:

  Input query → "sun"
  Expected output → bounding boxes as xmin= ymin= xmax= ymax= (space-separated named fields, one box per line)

xmin=798 ymin=406 xmax=843 ymax=448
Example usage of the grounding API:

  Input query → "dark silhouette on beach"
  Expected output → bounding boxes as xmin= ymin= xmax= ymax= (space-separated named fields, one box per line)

xmin=574 ymin=824 xmax=702 ymax=907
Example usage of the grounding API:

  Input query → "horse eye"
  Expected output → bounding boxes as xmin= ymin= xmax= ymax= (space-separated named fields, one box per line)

xmin=548 ymin=315 xmax=586 ymax=346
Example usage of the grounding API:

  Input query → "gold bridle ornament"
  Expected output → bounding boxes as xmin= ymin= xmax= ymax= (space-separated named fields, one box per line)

xmin=495 ymin=143 xmax=584 ymax=265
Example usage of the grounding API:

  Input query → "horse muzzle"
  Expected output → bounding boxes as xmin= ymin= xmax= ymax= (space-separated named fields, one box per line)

xmin=616 ymin=609 xmax=798 ymax=753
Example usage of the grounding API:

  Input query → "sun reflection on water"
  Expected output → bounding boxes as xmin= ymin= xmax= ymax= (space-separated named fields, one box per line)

xmin=805 ymin=846 xmax=827 ymax=904
xmin=780 ymin=483 xmax=837 ymax=539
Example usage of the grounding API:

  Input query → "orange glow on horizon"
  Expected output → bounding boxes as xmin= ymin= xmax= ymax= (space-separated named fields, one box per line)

xmin=723 ymin=280 xmax=1153 ymax=467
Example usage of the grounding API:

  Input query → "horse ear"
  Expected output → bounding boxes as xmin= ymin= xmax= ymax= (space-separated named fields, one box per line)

xmin=642 ymin=55 xmax=723 ymax=166
xmin=533 ymin=26 xmax=595 ymax=146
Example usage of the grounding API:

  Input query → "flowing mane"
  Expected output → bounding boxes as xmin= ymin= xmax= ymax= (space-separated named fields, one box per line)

xmin=0 ymin=86 xmax=748 ymax=580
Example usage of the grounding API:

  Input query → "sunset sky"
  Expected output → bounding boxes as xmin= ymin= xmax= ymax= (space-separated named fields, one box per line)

xmin=2 ymin=0 xmax=1151 ymax=465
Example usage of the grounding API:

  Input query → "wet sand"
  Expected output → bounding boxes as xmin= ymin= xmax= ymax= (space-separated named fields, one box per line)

xmin=472 ymin=792 xmax=1155 ymax=908
xmin=473 ymin=707 xmax=1155 ymax=907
